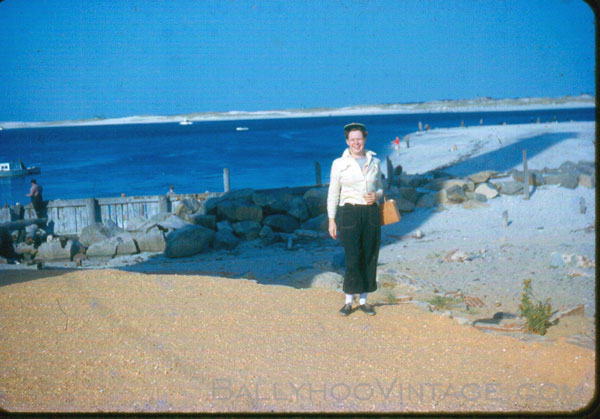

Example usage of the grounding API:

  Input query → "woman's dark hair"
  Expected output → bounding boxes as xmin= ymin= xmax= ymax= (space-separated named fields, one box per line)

xmin=344 ymin=127 xmax=367 ymax=140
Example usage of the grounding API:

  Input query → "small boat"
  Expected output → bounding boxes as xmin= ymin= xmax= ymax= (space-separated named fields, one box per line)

xmin=179 ymin=118 xmax=193 ymax=126
xmin=236 ymin=126 xmax=249 ymax=131
xmin=0 ymin=160 xmax=41 ymax=178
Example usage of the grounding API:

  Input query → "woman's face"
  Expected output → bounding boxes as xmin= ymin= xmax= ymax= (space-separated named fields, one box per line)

xmin=346 ymin=129 xmax=366 ymax=156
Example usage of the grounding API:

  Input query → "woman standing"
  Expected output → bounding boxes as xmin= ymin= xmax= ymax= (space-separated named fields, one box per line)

xmin=327 ymin=123 xmax=383 ymax=316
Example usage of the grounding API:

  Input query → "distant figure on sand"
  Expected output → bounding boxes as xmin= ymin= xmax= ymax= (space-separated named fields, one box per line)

xmin=167 ymin=185 xmax=175 ymax=195
xmin=26 ymin=179 xmax=44 ymax=218
xmin=327 ymin=122 xmax=383 ymax=316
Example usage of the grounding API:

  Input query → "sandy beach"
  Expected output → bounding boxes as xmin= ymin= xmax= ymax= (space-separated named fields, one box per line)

xmin=0 ymin=119 xmax=596 ymax=413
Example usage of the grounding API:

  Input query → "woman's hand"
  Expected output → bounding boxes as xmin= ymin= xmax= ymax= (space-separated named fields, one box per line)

xmin=328 ymin=218 xmax=337 ymax=240
xmin=364 ymin=192 xmax=378 ymax=205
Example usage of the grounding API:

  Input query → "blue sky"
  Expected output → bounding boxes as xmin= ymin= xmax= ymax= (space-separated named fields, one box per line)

xmin=0 ymin=0 xmax=595 ymax=122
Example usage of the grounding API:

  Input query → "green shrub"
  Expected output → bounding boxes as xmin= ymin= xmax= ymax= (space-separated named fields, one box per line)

xmin=519 ymin=279 xmax=552 ymax=335
xmin=428 ymin=295 xmax=459 ymax=310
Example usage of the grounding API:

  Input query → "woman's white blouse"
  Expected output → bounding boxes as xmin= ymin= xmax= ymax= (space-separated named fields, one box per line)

xmin=327 ymin=149 xmax=384 ymax=219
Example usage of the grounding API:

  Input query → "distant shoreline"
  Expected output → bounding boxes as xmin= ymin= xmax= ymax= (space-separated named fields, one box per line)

xmin=0 ymin=94 xmax=594 ymax=130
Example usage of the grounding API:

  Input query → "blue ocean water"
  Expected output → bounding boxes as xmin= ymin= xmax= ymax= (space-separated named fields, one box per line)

xmin=0 ymin=107 xmax=594 ymax=206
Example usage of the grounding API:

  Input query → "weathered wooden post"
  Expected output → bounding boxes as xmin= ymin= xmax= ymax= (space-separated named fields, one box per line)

xmin=223 ymin=168 xmax=230 ymax=193
xmin=418 ymin=121 xmax=423 ymax=132
xmin=314 ymin=161 xmax=322 ymax=186
xmin=386 ymin=156 xmax=393 ymax=190
xmin=404 ymin=134 xmax=410 ymax=148
xmin=522 ymin=149 xmax=530 ymax=200
xmin=580 ymin=197 xmax=587 ymax=214
xmin=158 ymin=195 xmax=169 ymax=213
xmin=85 ymin=198 xmax=99 ymax=225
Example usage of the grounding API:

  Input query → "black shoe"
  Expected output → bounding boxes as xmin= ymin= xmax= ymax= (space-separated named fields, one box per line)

xmin=359 ymin=304 xmax=375 ymax=316
xmin=339 ymin=304 xmax=353 ymax=316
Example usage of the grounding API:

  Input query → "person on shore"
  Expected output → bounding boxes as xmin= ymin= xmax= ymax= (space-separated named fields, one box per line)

xmin=25 ymin=179 xmax=44 ymax=218
xmin=167 ymin=185 xmax=175 ymax=195
xmin=327 ymin=122 xmax=383 ymax=316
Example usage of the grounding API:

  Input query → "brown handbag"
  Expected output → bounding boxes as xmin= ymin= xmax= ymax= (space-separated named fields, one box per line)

xmin=380 ymin=196 xmax=401 ymax=225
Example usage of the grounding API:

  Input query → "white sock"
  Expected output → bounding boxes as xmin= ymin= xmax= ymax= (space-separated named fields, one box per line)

xmin=359 ymin=293 xmax=367 ymax=305
xmin=345 ymin=294 xmax=353 ymax=305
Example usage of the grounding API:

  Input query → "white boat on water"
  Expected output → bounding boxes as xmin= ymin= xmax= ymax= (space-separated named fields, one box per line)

xmin=0 ymin=160 xmax=41 ymax=178
xmin=179 ymin=118 xmax=193 ymax=126
xmin=236 ymin=126 xmax=249 ymax=131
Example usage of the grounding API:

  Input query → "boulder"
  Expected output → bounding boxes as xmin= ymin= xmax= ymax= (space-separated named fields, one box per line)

xmin=15 ymin=242 xmax=36 ymax=257
xmin=165 ymin=225 xmax=215 ymax=258
xmin=124 ymin=216 xmax=150 ymax=232
xmin=216 ymin=220 xmax=234 ymax=233
xmin=301 ymin=214 xmax=328 ymax=232
xmin=213 ymin=230 xmax=239 ymax=250
xmin=155 ymin=214 xmax=192 ymax=231
xmin=511 ymin=170 xmax=544 ymax=186
xmin=263 ymin=214 xmax=300 ymax=233
xmin=37 ymin=239 xmax=79 ymax=261
xmin=576 ymin=161 xmax=594 ymax=175
xmin=174 ymin=198 xmax=202 ymax=217
xmin=559 ymin=161 xmax=577 ymax=172
xmin=468 ymin=170 xmax=498 ymax=184
xmin=434 ymin=189 xmax=448 ymax=204
xmin=115 ymin=234 xmax=139 ymax=255
xmin=398 ymin=187 xmax=419 ymax=203
xmin=311 ymin=271 xmax=344 ymax=291
xmin=496 ymin=181 xmax=523 ymax=195
xmin=220 ymin=188 xmax=255 ymax=202
xmin=217 ymin=200 xmax=263 ymax=223
xmin=398 ymin=174 xmax=426 ymax=187
xmin=87 ymin=237 xmax=119 ymax=258
xmin=131 ymin=226 xmax=166 ymax=252
xmin=424 ymin=178 xmax=475 ymax=192
xmin=394 ymin=197 xmax=416 ymax=212
xmin=232 ymin=221 xmax=262 ymax=240
xmin=184 ymin=213 xmax=217 ymax=230
xmin=559 ymin=171 xmax=579 ymax=189
xmin=474 ymin=183 xmax=499 ymax=199
xmin=303 ymin=188 xmax=328 ymax=217
xmin=258 ymin=225 xmax=279 ymax=245
xmin=198 ymin=196 xmax=222 ymax=215
xmin=103 ymin=219 xmax=124 ymax=237
xmin=416 ymin=193 xmax=436 ymax=208
xmin=446 ymin=185 xmax=468 ymax=203
xmin=286 ymin=196 xmax=310 ymax=221
xmin=252 ymin=190 xmax=295 ymax=214
xmin=542 ymin=171 xmax=563 ymax=185
xmin=466 ymin=192 xmax=487 ymax=202
xmin=578 ymin=174 xmax=595 ymax=188
xmin=79 ymin=223 xmax=111 ymax=247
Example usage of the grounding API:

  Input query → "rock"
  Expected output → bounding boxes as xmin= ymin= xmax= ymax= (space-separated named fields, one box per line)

xmin=217 ymin=200 xmax=263 ymax=223
xmin=213 ymin=230 xmax=239 ymax=250
xmin=199 ymin=196 xmax=222 ymax=215
xmin=394 ymin=197 xmax=416 ymax=212
xmin=303 ymin=188 xmax=328 ymax=217
xmin=474 ymin=183 xmax=499 ymax=199
xmin=37 ymin=239 xmax=79 ymax=261
xmin=216 ymin=220 xmax=233 ymax=233
xmin=559 ymin=172 xmax=579 ymax=189
xmin=115 ymin=234 xmax=139 ymax=255
xmin=252 ymin=190 xmax=295 ymax=214
xmin=15 ymin=242 xmax=36 ymax=256
xmin=511 ymin=170 xmax=544 ymax=186
xmin=73 ymin=252 xmax=88 ymax=266
xmin=220 ymin=188 xmax=255 ymax=202
xmin=301 ymin=214 xmax=328 ymax=232
xmin=398 ymin=187 xmax=419 ymax=203
xmin=559 ymin=161 xmax=577 ymax=172
xmin=466 ymin=191 xmax=487 ymax=202
xmin=434 ymin=189 xmax=448 ymax=204
xmin=103 ymin=219 xmax=123 ymax=237
xmin=399 ymin=174 xmax=427 ymax=187
xmin=445 ymin=185 xmax=468 ymax=203
xmin=415 ymin=229 xmax=423 ymax=239
xmin=156 ymin=215 xmax=193 ymax=231
xmin=578 ymin=174 xmax=595 ymax=188
xmin=496 ymin=181 xmax=523 ymax=195
xmin=87 ymin=237 xmax=119 ymax=258
xmin=444 ymin=249 xmax=471 ymax=262
xmin=416 ymin=194 xmax=436 ymax=208
xmin=468 ymin=170 xmax=498 ymax=184
xmin=294 ymin=229 xmax=320 ymax=239
xmin=131 ymin=226 xmax=166 ymax=252
xmin=424 ymin=178 xmax=475 ymax=192
xmin=563 ymin=254 xmax=595 ymax=268
xmin=125 ymin=216 xmax=150 ymax=232
xmin=310 ymin=271 xmax=343 ymax=291
xmin=258 ymin=225 xmax=279 ymax=245
xmin=165 ymin=225 xmax=215 ymax=258
xmin=184 ymin=213 xmax=217 ymax=230
xmin=232 ymin=221 xmax=262 ymax=240
xmin=79 ymin=223 xmax=111 ymax=247
xmin=174 ymin=198 xmax=202 ymax=217
xmin=286 ymin=197 xmax=310 ymax=221
xmin=263 ymin=214 xmax=300 ymax=233
xmin=542 ymin=172 xmax=563 ymax=185
xmin=576 ymin=160 xmax=594 ymax=175
xmin=550 ymin=252 xmax=566 ymax=267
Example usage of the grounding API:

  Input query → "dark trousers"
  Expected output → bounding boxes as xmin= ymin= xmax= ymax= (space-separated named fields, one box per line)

xmin=339 ymin=203 xmax=381 ymax=294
